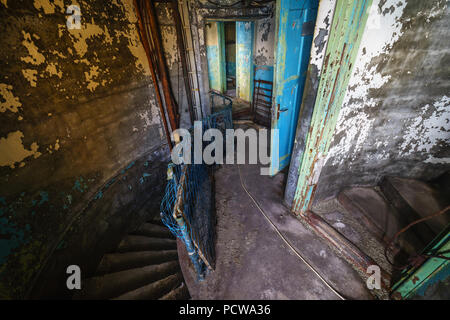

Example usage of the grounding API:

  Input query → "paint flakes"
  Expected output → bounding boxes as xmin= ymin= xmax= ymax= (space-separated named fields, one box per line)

xmin=45 ymin=63 xmax=63 ymax=78
xmin=46 ymin=139 xmax=61 ymax=154
xmin=84 ymin=65 xmax=100 ymax=92
xmin=33 ymin=0 xmax=64 ymax=14
xmin=68 ymin=23 xmax=105 ymax=58
xmin=0 ymin=84 xmax=22 ymax=113
xmin=0 ymin=131 xmax=42 ymax=169
xmin=400 ymin=95 xmax=450 ymax=163
xmin=20 ymin=31 xmax=45 ymax=65
xmin=327 ymin=0 xmax=407 ymax=166
xmin=21 ymin=69 xmax=38 ymax=87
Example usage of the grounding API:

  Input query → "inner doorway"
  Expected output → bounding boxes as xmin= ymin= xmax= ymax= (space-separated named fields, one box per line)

xmin=224 ymin=22 xmax=236 ymax=97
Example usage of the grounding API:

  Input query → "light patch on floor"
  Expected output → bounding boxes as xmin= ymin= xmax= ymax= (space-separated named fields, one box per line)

xmin=178 ymin=136 xmax=373 ymax=299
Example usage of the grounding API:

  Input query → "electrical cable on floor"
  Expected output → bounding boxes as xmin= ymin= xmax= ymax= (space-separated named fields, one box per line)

xmin=237 ymin=164 xmax=346 ymax=300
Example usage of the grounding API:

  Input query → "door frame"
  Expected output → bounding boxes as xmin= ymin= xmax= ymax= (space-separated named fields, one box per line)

xmin=204 ymin=17 xmax=259 ymax=102
xmin=269 ymin=0 xmax=319 ymax=176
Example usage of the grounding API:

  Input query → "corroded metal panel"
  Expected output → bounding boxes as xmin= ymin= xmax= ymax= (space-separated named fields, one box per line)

xmin=293 ymin=0 xmax=373 ymax=214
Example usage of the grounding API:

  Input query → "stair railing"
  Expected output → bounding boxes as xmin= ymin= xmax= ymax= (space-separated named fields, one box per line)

xmin=160 ymin=106 xmax=232 ymax=280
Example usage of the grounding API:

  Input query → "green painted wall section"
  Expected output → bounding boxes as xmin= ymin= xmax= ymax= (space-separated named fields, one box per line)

xmin=292 ymin=0 xmax=373 ymax=214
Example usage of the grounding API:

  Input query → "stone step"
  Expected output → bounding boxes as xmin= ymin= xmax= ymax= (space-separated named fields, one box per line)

xmin=147 ymin=214 xmax=166 ymax=226
xmin=112 ymin=273 xmax=183 ymax=300
xmin=117 ymin=235 xmax=177 ymax=252
xmin=73 ymin=261 xmax=180 ymax=300
xmin=380 ymin=176 xmax=448 ymax=244
xmin=338 ymin=184 xmax=435 ymax=257
xmin=131 ymin=222 xmax=174 ymax=239
xmin=159 ymin=282 xmax=191 ymax=300
xmin=338 ymin=187 xmax=400 ymax=243
xmin=96 ymin=250 xmax=178 ymax=275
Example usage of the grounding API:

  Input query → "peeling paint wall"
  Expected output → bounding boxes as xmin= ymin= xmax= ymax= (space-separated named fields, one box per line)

xmin=314 ymin=0 xmax=450 ymax=201
xmin=292 ymin=0 xmax=373 ymax=213
xmin=0 ymin=0 xmax=168 ymax=299
xmin=205 ymin=21 xmax=223 ymax=92
xmin=236 ymin=21 xmax=254 ymax=101
xmin=285 ymin=0 xmax=335 ymax=207
xmin=155 ymin=2 xmax=192 ymax=128
xmin=254 ymin=12 xmax=275 ymax=84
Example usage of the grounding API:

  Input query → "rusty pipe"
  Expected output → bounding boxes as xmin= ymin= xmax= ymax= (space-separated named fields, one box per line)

xmin=133 ymin=0 xmax=173 ymax=150
xmin=144 ymin=0 xmax=180 ymax=131
xmin=170 ymin=0 xmax=195 ymax=124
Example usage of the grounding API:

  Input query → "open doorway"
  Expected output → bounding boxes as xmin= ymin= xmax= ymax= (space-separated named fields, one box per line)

xmin=206 ymin=20 xmax=255 ymax=117
xmin=224 ymin=22 xmax=236 ymax=97
xmin=204 ymin=1 xmax=319 ymax=177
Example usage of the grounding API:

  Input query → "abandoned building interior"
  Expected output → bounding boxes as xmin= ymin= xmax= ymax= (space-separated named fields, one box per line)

xmin=0 ymin=0 xmax=449 ymax=300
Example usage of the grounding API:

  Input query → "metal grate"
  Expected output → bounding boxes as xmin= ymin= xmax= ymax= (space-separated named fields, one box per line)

xmin=160 ymin=106 xmax=232 ymax=280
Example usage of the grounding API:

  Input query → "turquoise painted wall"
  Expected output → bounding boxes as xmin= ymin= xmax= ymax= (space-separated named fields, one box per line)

xmin=236 ymin=21 xmax=254 ymax=102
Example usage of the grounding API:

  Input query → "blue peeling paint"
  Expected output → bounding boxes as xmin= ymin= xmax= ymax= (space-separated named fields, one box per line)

xmin=415 ymin=263 xmax=450 ymax=297
xmin=236 ymin=21 xmax=255 ymax=102
xmin=38 ymin=191 xmax=49 ymax=206
xmin=73 ymin=177 xmax=88 ymax=193
xmin=226 ymin=62 xmax=236 ymax=76
xmin=270 ymin=0 xmax=319 ymax=175
xmin=139 ymin=172 xmax=151 ymax=184
xmin=254 ymin=65 xmax=274 ymax=83
xmin=94 ymin=191 xmax=103 ymax=200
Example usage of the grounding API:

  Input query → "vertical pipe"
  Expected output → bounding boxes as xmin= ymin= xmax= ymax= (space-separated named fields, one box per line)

xmin=145 ymin=0 xmax=180 ymax=130
xmin=133 ymin=0 xmax=173 ymax=149
xmin=170 ymin=0 xmax=195 ymax=124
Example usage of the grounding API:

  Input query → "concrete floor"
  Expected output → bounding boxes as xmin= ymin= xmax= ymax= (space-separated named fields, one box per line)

xmin=178 ymin=161 xmax=374 ymax=300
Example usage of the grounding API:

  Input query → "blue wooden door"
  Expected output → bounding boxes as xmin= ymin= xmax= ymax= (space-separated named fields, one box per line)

xmin=236 ymin=21 xmax=254 ymax=102
xmin=270 ymin=0 xmax=318 ymax=175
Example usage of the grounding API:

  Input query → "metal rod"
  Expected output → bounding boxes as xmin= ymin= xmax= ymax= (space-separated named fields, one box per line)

xmin=144 ymin=0 xmax=180 ymax=130
xmin=170 ymin=0 xmax=196 ymax=124
xmin=133 ymin=0 xmax=173 ymax=149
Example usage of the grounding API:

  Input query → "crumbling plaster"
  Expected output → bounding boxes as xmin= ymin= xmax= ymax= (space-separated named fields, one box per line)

xmin=0 ymin=0 xmax=168 ymax=299
xmin=313 ymin=0 xmax=450 ymax=201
